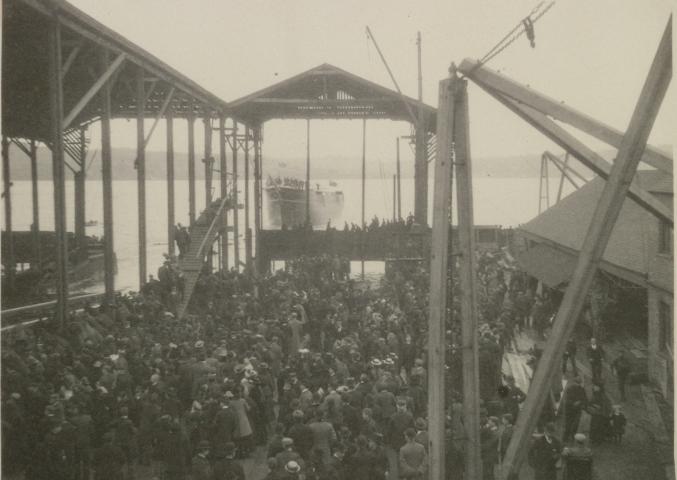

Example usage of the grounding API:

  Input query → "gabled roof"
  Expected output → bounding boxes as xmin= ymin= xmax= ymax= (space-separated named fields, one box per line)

xmin=519 ymin=170 xmax=673 ymax=283
xmin=227 ymin=63 xmax=437 ymax=130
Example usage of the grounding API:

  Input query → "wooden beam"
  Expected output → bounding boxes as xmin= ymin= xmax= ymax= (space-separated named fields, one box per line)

xmin=306 ymin=119 xmax=311 ymax=225
xmin=484 ymin=89 xmax=673 ymax=226
xmin=499 ymin=16 xmax=672 ymax=479
xmin=74 ymin=127 xmax=87 ymax=249
xmin=49 ymin=16 xmax=69 ymax=328
xmin=2 ymin=136 xmax=15 ymax=292
xmin=244 ymin=125 xmax=252 ymax=268
xmin=396 ymin=137 xmax=402 ymax=220
xmin=545 ymin=150 xmax=588 ymax=184
xmin=30 ymin=140 xmax=41 ymax=269
xmin=427 ymin=74 xmax=455 ymax=480
xmin=144 ymin=87 xmax=176 ymax=148
xmin=361 ymin=118 xmax=366 ymax=279
xmin=61 ymin=42 xmax=83 ymax=80
xmin=63 ymin=53 xmax=126 ymax=130
xmin=219 ymin=115 xmax=228 ymax=271
xmin=136 ymin=66 xmax=147 ymax=288
xmin=459 ymin=58 xmax=672 ymax=174
xmin=453 ymin=75 xmax=483 ymax=479
xmin=204 ymin=115 xmax=213 ymax=209
xmin=100 ymin=49 xmax=115 ymax=307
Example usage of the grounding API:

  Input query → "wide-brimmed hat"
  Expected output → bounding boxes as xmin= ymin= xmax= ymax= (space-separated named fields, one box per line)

xmin=285 ymin=461 xmax=301 ymax=474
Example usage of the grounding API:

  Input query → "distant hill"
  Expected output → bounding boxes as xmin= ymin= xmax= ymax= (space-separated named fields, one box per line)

xmin=7 ymin=145 xmax=668 ymax=181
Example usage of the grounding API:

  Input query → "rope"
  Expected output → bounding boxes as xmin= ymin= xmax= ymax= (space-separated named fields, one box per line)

xmin=467 ymin=1 xmax=556 ymax=76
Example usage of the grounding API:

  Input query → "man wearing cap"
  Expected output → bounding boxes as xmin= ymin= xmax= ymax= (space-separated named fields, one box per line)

xmin=213 ymin=442 xmax=245 ymax=480
xmin=562 ymin=433 xmax=593 ymax=480
xmin=528 ymin=422 xmax=562 ymax=480
xmin=191 ymin=440 xmax=212 ymax=480
xmin=212 ymin=396 xmax=238 ymax=456
xmin=399 ymin=428 xmax=427 ymax=479
xmin=288 ymin=410 xmax=314 ymax=460
xmin=275 ymin=438 xmax=304 ymax=472
xmin=308 ymin=412 xmax=337 ymax=464
xmin=586 ymin=338 xmax=605 ymax=385
xmin=561 ymin=376 xmax=588 ymax=443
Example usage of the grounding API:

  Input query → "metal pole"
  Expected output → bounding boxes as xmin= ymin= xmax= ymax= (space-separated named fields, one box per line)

xmin=219 ymin=115 xmax=228 ymax=271
xmin=188 ymin=101 xmax=196 ymax=227
xmin=204 ymin=115 xmax=213 ymax=207
xmin=396 ymin=137 xmax=402 ymax=220
xmin=244 ymin=125 xmax=252 ymax=268
xmin=556 ymin=153 xmax=569 ymax=202
xmin=361 ymin=118 xmax=366 ymax=279
xmin=232 ymin=120 xmax=240 ymax=270
xmin=2 ymin=136 xmax=14 ymax=292
xmin=253 ymin=126 xmax=262 ymax=273
xmin=392 ymin=174 xmax=397 ymax=221
xmin=74 ymin=126 xmax=86 ymax=250
xmin=427 ymin=74 xmax=455 ymax=480
xmin=415 ymin=31 xmax=428 ymax=226
xmin=166 ymin=103 xmax=175 ymax=257
xmin=499 ymin=17 xmax=672 ymax=479
xmin=30 ymin=140 xmax=41 ymax=269
xmin=306 ymin=119 xmax=311 ymax=226
xmin=454 ymin=75 xmax=483 ymax=480
xmin=136 ymin=67 xmax=147 ymax=288
xmin=100 ymin=49 xmax=115 ymax=308
xmin=49 ymin=15 xmax=68 ymax=327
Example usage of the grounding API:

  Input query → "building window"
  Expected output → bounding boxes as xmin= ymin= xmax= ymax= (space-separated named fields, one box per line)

xmin=658 ymin=221 xmax=673 ymax=255
xmin=659 ymin=300 xmax=672 ymax=353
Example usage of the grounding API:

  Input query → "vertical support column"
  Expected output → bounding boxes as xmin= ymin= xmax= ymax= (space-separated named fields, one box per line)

xmin=396 ymin=137 xmax=402 ymax=220
xmin=454 ymin=75 xmax=483 ymax=480
xmin=30 ymin=140 xmax=41 ymax=269
xmin=74 ymin=126 xmax=87 ymax=251
xmin=187 ymin=101 xmax=196 ymax=227
xmin=392 ymin=174 xmax=396 ymax=221
xmin=427 ymin=74 xmax=455 ymax=480
xmin=100 ymin=49 xmax=115 ymax=307
xmin=204 ymin=114 xmax=213 ymax=207
xmin=136 ymin=67 xmax=147 ymax=288
xmin=244 ymin=125 xmax=252 ymax=268
xmin=361 ymin=118 xmax=366 ymax=279
xmin=499 ymin=16 xmax=672 ymax=479
xmin=305 ymin=119 xmax=311 ymax=226
xmin=253 ymin=126 xmax=262 ymax=273
xmin=48 ymin=15 xmax=68 ymax=326
xmin=232 ymin=121 xmax=240 ymax=270
xmin=2 ymin=136 xmax=14 ymax=291
xmin=414 ymin=122 xmax=428 ymax=225
xmin=219 ymin=115 xmax=228 ymax=271
xmin=166 ymin=102 xmax=175 ymax=257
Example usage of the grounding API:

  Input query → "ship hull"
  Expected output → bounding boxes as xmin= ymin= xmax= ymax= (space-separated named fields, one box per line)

xmin=265 ymin=186 xmax=344 ymax=228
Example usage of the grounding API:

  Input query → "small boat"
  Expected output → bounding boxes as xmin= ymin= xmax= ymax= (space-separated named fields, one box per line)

xmin=84 ymin=220 xmax=98 ymax=227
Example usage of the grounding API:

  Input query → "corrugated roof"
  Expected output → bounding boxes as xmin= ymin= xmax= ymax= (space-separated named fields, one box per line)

xmin=519 ymin=171 xmax=672 ymax=277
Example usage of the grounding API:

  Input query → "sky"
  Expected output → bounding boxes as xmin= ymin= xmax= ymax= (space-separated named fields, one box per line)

xmin=70 ymin=0 xmax=675 ymax=171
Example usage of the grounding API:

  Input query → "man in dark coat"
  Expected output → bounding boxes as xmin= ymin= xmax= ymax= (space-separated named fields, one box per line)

xmin=528 ymin=422 xmax=562 ymax=480
xmin=611 ymin=350 xmax=632 ymax=401
xmin=586 ymin=338 xmax=605 ymax=384
xmin=562 ymin=376 xmax=587 ymax=443
xmin=387 ymin=399 xmax=414 ymax=453
xmin=212 ymin=397 xmax=238 ymax=457
xmin=287 ymin=410 xmax=314 ymax=460
xmin=213 ymin=442 xmax=245 ymax=480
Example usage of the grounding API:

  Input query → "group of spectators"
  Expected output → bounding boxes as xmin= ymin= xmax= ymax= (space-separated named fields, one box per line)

xmin=2 ymin=245 xmax=578 ymax=480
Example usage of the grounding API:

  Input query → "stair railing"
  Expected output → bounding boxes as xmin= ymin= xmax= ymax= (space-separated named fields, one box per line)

xmin=195 ymin=197 xmax=229 ymax=260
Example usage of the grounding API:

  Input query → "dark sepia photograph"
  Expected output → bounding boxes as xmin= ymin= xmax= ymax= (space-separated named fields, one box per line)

xmin=0 ymin=0 xmax=674 ymax=479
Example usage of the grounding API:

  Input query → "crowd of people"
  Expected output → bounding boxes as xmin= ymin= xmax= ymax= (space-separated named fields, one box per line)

xmin=2 ymin=243 xmax=623 ymax=480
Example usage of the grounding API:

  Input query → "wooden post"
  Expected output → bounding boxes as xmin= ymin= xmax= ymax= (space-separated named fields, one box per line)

xmin=136 ymin=67 xmax=147 ymax=288
xmin=415 ymin=35 xmax=427 ymax=227
xmin=100 ymin=49 xmax=115 ymax=307
xmin=499 ymin=17 xmax=672 ymax=479
xmin=427 ymin=74 xmax=455 ymax=480
xmin=556 ymin=153 xmax=570 ymax=202
xmin=30 ymin=140 xmax=41 ymax=269
xmin=393 ymin=174 xmax=397 ymax=222
xmin=219 ymin=115 xmax=228 ymax=271
xmin=454 ymin=75 xmax=483 ymax=480
xmin=396 ymin=137 xmax=402 ymax=220
xmin=306 ymin=119 xmax=311 ymax=226
xmin=2 ymin=136 xmax=14 ymax=292
xmin=49 ymin=15 xmax=68 ymax=327
xmin=232 ymin=121 xmax=240 ymax=270
xmin=166 ymin=102 xmax=175 ymax=257
xmin=253 ymin=126 xmax=262 ymax=273
xmin=361 ymin=118 xmax=366 ymax=279
xmin=244 ymin=125 xmax=252 ymax=268
xmin=204 ymin=115 xmax=213 ymax=207
xmin=74 ymin=126 xmax=87 ymax=250
xmin=188 ymin=101 xmax=196 ymax=227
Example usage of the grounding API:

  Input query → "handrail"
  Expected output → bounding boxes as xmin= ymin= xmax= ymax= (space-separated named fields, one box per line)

xmin=195 ymin=197 xmax=229 ymax=259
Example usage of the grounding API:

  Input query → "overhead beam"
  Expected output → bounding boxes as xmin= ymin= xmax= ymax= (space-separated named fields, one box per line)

xmin=143 ymin=86 xmax=176 ymax=148
xmin=545 ymin=151 xmax=588 ymax=184
xmin=63 ymin=52 xmax=126 ymax=130
xmin=459 ymin=58 xmax=672 ymax=174
xmin=61 ymin=42 xmax=83 ymax=80
xmin=484 ymin=88 xmax=673 ymax=226
xmin=499 ymin=16 xmax=672 ymax=479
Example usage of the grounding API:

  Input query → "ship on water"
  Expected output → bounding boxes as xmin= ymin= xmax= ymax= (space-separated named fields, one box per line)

xmin=265 ymin=175 xmax=344 ymax=228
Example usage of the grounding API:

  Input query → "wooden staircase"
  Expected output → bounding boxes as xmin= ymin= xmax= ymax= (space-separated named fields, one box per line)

xmin=176 ymin=197 xmax=229 ymax=319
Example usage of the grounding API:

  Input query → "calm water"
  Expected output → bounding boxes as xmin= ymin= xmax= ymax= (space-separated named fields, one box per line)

xmin=3 ymin=177 xmax=574 ymax=293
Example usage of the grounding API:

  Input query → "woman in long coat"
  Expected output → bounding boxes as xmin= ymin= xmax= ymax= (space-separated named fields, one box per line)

xmin=587 ymin=383 xmax=611 ymax=444
xmin=228 ymin=389 xmax=253 ymax=457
